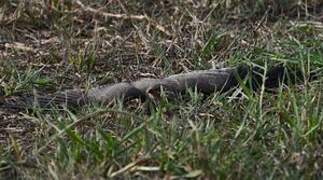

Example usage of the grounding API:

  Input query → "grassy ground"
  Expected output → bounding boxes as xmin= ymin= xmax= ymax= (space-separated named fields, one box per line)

xmin=1 ymin=0 xmax=323 ymax=179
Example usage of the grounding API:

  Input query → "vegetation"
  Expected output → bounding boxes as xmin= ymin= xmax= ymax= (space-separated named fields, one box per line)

xmin=0 ymin=0 xmax=323 ymax=179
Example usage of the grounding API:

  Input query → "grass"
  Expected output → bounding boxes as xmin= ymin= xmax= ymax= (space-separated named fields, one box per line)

xmin=1 ymin=0 xmax=323 ymax=179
